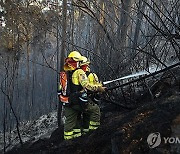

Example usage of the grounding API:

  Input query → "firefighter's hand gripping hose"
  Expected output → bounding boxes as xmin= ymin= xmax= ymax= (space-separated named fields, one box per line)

xmin=97 ymin=86 xmax=107 ymax=93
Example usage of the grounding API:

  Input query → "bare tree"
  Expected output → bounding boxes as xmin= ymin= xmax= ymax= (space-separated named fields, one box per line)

xmin=58 ymin=0 xmax=67 ymax=127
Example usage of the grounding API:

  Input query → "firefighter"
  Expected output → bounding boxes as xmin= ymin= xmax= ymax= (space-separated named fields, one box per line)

xmin=79 ymin=56 xmax=103 ymax=134
xmin=59 ymin=51 xmax=106 ymax=140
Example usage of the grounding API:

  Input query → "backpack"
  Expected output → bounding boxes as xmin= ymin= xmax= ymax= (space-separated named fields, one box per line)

xmin=58 ymin=70 xmax=88 ymax=107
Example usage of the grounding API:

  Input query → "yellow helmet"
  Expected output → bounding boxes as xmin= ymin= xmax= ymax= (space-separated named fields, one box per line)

xmin=68 ymin=51 xmax=82 ymax=61
xmin=80 ymin=56 xmax=90 ymax=66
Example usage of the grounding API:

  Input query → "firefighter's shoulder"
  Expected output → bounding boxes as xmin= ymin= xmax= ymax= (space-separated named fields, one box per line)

xmin=72 ymin=69 xmax=87 ymax=81
xmin=74 ymin=69 xmax=86 ymax=76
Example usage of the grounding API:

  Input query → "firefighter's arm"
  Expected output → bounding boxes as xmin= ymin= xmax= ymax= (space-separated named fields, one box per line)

xmin=88 ymin=73 xmax=99 ymax=84
xmin=78 ymin=69 xmax=106 ymax=92
xmin=88 ymin=72 xmax=106 ymax=92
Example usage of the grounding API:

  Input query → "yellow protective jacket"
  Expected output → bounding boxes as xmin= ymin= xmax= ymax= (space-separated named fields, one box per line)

xmin=72 ymin=69 xmax=102 ymax=91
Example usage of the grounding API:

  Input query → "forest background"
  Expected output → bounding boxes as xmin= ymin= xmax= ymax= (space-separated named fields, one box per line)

xmin=0 ymin=0 xmax=179 ymax=134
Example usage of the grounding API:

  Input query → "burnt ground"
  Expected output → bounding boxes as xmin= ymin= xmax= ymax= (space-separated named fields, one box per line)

xmin=5 ymin=72 xmax=180 ymax=154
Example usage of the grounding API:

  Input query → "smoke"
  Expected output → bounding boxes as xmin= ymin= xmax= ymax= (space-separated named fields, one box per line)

xmin=103 ymin=62 xmax=179 ymax=85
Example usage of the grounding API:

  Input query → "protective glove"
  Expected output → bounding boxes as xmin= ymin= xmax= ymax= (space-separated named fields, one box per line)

xmin=97 ymin=86 xmax=107 ymax=92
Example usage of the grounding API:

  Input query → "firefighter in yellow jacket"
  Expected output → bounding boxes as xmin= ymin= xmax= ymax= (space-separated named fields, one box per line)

xmin=60 ymin=51 xmax=106 ymax=140
xmin=79 ymin=56 xmax=103 ymax=134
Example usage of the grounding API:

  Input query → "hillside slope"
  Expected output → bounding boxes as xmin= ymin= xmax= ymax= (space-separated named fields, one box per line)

xmin=4 ymin=74 xmax=180 ymax=154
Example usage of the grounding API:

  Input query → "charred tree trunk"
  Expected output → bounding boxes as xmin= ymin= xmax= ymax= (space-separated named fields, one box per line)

xmin=58 ymin=0 xmax=67 ymax=127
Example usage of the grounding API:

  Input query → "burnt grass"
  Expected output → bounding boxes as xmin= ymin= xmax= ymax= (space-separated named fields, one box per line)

xmin=5 ymin=76 xmax=180 ymax=154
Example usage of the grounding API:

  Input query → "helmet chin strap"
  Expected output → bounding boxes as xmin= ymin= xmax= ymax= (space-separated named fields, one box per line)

xmin=77 ymin=62 xmax=80 ymax=68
